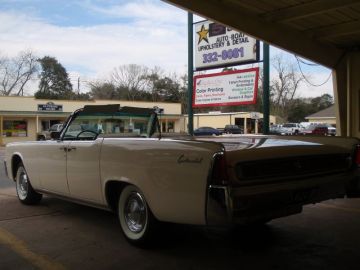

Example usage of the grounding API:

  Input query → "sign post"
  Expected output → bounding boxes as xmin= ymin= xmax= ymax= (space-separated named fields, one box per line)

xmin=188 ymin=12 xmax=194 ymax=135
xmin=263 ymin=43 xmax=270 ymax=134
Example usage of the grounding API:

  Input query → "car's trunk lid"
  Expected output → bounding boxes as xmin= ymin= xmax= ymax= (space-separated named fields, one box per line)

xmin=197 ymin=135 xmax=357 ymax=185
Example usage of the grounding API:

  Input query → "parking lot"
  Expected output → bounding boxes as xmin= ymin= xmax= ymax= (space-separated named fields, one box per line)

xmin=1 ymin=147 xmax=360 ymax=270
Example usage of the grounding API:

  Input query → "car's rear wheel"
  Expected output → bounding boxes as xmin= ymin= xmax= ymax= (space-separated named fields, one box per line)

xmin=15 ymin=163 xmax=42 ymax=205
xmin=118 ymin=185 xmax=157 ymax=246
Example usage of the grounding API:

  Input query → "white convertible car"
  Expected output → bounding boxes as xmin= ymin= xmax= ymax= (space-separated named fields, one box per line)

xmin=4 ymin=104 xmax=360 ymax=246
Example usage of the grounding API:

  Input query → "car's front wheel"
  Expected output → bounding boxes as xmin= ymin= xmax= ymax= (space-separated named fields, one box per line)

xmin=15 ymin=164 xmax=42 ymax=205
xmin=118 ymin=185 xmax=158 ymax=246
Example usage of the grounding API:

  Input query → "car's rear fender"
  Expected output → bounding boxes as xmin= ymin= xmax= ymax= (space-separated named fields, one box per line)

xmin=100 ymin=138 xmax=223 ymax=225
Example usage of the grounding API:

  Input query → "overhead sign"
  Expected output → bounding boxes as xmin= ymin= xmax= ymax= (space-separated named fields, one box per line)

xmin=193 ymin=68 xmax=259 ymax=108
xmin=38 ymin=102 xmax=63 ymax=112
xmin=194 ymin=20 xmax=259 ymax=70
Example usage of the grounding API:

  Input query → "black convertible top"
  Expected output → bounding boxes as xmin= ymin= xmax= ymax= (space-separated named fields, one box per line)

xmin=82 ymin=104 xmax=156 ymax=115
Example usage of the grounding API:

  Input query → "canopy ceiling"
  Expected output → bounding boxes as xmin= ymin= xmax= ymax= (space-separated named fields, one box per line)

xmin=164 ymin=0 xmax=360 ymax=69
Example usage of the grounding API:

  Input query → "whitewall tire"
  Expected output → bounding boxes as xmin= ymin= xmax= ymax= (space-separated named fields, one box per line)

xmin=118 ymin=185 xmax=157 ymax=246
xmin=15 ymin=164 xmax=42 ymax=205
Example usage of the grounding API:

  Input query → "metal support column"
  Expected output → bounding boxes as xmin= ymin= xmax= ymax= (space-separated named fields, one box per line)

xmin=244 ymin=117 xmax=247 ymax=134
xmin=0 ymin=115 xmax=3 ymax=146
xmin=187 ymin=12 xmax=194 ymax=135
xmin=263 ymin=43 xmax=270 ymax=134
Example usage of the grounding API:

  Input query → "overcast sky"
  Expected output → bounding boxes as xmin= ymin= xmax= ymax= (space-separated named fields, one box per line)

xmin=0 ymin=0 xmax=333 ymax=98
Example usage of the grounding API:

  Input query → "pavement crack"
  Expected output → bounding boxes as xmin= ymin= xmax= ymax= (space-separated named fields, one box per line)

xmin=0 ymin=211 xmax=61 ymax=222
xmin=0 ymin=193 xmax=17 ymax=198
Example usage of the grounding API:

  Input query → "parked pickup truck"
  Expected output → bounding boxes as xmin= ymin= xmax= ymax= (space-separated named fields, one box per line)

xmin=36 ymin=123 xmax=63 ymax=140
xmin=4 ymin=104 xmax=360 ymax=246
xmin=280 ymin=123 xmax=304 ymax=135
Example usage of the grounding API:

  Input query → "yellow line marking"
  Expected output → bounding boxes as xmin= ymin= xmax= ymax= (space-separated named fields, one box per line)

xmin=0 ymin=226 xmax=66 ymax=270
xmin=319 ymin=203 xmax=360 ymax=214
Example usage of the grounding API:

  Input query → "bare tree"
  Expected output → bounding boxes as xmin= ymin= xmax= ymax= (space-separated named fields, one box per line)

xmin=271 ymin=54 xmax=303 ymax=119
xmin=111 ymin=64 xmax=150 ymax=101
xmin=88 ymin=80 xmax=119 ymax=100
xmin=0 ymin=50 xmax=39 ymax=96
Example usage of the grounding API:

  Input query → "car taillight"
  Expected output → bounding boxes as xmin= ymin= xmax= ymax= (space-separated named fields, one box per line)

xmin=210 ymin=152 xmax=229 ymax=185
xmin=355 ymin=145 xmax=360 ymax=166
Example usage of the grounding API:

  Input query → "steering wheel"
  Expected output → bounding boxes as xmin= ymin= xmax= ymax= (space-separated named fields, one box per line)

xmin=76 ymin=130 xmax=99 ymax=139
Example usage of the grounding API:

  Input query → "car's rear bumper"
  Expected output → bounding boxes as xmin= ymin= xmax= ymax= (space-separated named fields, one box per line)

xmin=206 ymin=171 xmax=356 ymax=226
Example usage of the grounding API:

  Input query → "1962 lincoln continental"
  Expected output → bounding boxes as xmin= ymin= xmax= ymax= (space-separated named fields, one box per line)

xmin=4 ymin=104 xmax=360 ymax=245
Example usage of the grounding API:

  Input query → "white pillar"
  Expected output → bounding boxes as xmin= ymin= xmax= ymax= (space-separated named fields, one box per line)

xmin=36 ymin=115 xmax=39 ymax=133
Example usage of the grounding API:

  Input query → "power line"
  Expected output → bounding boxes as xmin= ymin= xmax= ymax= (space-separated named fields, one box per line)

xmin=294 ymin=55 xmax=332 ymax=87
xmin=295 ymin=55 xmax=319 ymax=66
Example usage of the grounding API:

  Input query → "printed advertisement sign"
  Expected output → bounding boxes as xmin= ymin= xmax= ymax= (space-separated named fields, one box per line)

xmin=194 ymin=20 xmax=259 ymax=70
xmin=193 ymin=68 xmax=259 ymax=108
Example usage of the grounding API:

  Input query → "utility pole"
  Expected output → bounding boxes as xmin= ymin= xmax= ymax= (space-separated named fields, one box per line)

xmin=77 ymin=77 xmax=80 ymax=94
xmin=187 ymin=12 xmax=194 ymax=135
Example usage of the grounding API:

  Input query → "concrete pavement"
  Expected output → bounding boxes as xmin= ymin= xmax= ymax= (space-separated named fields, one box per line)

xmin=1 ymin=147 xmax=360 ymax=270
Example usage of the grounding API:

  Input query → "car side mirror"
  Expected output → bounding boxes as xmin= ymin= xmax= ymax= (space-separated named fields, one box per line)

xmin=50 ymin=131 xmax=61 ymax=140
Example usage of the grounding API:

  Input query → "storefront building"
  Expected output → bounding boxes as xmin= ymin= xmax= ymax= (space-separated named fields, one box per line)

xmin=0 ymin=96 xmax=183 ymax=145
xmin=305 ymin=105 xmax=336 ymax=126
xmin=0 ymin=96 xmax=279 ymax=145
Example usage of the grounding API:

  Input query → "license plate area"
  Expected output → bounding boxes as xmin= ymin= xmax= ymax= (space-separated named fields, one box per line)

xmin=290 ymin=188 xmax=316 ymax=204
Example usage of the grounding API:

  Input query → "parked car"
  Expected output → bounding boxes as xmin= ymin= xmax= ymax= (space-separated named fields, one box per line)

xmin=280 ymin=123 xmax=304 ymax=135
xmin=4 ymin=104 xmax=360 ymax=246
xmin=301 ymin=124 xmax=328 ymax=136
xmin=193 ymin=126 xmax=222 ymax=136
xmin=37 ymin=123 xmax=63 ymax=140
xmin=224 ymin=124 xmax=243 ymax=134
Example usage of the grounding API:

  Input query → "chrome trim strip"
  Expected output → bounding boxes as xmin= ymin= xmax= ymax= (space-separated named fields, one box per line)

xmin=205 ymin=149 xmax=232 ymax=226
xmin=36 ymin=189 xmax=111 ymax=212
xmin=206 ymin=185 xmax=232 ymax=226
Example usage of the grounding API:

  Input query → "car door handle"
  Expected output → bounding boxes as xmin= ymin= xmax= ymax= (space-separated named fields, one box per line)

xmin=59 ymin=146 xmax=76 ymax=152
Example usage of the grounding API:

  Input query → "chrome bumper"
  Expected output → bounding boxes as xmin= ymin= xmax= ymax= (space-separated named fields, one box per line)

xmin=206 ymin=172 xmax=355 ymax=226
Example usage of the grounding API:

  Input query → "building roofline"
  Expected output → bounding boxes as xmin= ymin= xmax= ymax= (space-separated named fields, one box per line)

xmin=0 ymin=96 xmax=181 ymax=106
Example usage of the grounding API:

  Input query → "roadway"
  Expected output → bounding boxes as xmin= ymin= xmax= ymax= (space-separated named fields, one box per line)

xmin=0 ymin=147 xmax=360 ymax=270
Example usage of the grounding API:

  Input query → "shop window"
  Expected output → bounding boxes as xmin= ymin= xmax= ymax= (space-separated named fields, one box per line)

xmin=3 ymin=120 xmax=27 ymax=137
xmin=41 ymin=120 xmax=50 ymax=131
xmin=167 ymin=121 xmax=175 ymax=132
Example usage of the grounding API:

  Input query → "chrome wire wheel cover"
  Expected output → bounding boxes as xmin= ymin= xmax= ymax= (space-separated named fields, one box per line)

xmin=17 ymin=170 xmax=28 ymax=200
xmin=124 ymin=192 xmax=147 ymax=233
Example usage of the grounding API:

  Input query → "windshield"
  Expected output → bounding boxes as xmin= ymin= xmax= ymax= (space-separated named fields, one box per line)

xmin=63 ymin=111 xmax=156 ymax=140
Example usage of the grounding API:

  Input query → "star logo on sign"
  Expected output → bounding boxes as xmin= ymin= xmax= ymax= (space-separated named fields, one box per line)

xmin=197 ymin=25 xmax=209 ymax=44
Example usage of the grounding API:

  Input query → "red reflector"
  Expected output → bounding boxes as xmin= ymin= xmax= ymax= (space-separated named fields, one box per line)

xmin=356 ymin=145 xmax=360 ymax=166
xmin=211 ymin=153 xmax=229 ymax=185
